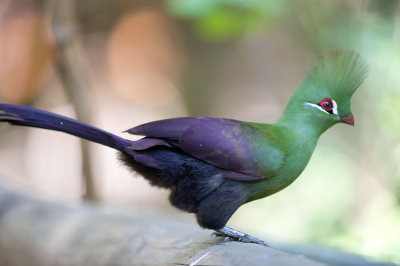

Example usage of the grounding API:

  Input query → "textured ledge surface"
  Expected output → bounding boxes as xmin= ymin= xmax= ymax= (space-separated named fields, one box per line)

xmin=0 ymin=185 xmax=392 ymax=266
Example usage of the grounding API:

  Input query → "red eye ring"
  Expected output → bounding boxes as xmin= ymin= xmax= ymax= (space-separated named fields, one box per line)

xmin=319 ymin=98 xmax=333 ymax=111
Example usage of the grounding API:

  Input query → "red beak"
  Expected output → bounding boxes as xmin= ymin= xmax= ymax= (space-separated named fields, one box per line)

xmin=340 ymin=112 xmax=354 ymax=126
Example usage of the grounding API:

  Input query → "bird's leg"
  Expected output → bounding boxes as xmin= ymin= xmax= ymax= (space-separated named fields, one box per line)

xmin=213 ymin=226 xmax=270 ymax=247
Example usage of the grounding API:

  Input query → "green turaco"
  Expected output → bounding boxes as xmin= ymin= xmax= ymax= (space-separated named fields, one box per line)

xmin=0 ymin=51 xmax=367 ymax=245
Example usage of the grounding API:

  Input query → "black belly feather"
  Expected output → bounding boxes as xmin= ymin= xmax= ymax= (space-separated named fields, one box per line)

xmin=118 ymin=148 xmax=249 ymax=229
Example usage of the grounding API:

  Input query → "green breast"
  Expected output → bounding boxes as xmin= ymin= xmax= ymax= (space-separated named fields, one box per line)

xmin=244 ymin=123 xmax=320 ymax=202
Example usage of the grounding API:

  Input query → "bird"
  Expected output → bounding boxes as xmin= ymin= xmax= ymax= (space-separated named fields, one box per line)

xmin=0 ymin=51 xmax=367 ymax=246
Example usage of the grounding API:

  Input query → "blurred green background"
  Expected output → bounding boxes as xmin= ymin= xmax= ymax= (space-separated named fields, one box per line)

xmin=0 ymin=0 xmax=399 ymax=264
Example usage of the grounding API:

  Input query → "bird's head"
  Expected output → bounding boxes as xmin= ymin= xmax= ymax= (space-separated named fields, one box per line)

xmin=280 ymin=51 xmax=368 ymax=132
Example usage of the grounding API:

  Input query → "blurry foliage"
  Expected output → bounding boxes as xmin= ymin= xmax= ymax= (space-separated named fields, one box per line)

xmin=293 ymin=2 xmax=365 ymax=52
xmin=378 ymin=91 xmax=400 ymax=140
xmin=166 ymin=0 xmax=288 ymax=41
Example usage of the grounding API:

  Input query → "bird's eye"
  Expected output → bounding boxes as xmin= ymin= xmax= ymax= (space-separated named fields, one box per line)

xmin=319 ymin=99 xmax=333 ymax=112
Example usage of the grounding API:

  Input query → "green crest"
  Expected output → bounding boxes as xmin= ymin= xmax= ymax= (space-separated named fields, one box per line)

xmin=300 ymin=51 xmax=368 ymax=102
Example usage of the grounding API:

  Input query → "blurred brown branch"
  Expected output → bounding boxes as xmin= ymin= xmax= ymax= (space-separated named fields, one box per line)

xmin=49 ymin=0 xmax=97 ymax=200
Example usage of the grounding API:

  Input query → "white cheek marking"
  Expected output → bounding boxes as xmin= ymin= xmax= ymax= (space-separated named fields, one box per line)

xmin=331 ymin=99 xmax=338 ymax=115
xmin=304 ymin=102 xmax=329 ymax=114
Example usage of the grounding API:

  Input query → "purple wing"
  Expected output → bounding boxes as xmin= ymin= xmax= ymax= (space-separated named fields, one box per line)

xmin=177 ymin=118 xmax=260 ymax=176
xmin=127 ymin=117 xmax=195 ymax=140
xmin=127 ymin=117 xmax=282 ymax=180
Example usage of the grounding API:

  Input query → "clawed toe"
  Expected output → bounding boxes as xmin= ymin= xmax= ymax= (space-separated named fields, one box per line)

xmin=213 ymin=226 xmax=271 ymax=247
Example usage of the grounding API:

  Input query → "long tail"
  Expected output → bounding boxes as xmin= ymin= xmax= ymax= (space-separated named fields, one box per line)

xmin=0 ymin=104 xmax=131 ymax=152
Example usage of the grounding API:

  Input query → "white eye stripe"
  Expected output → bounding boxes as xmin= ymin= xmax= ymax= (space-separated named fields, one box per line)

xmin=304 ymin=99 xmax=338 ymax=115
xmin=331 ymin=100 xmax=338 ymax=115
xmin=304 ymin=102 xmax=329 ymax=114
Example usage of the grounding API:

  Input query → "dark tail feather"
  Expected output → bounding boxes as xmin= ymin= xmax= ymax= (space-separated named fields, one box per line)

xmin=0 ymin=104 xmax=131 ymax=152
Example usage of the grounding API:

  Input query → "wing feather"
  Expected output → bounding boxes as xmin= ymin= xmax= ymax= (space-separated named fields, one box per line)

xmin=127 ymin=117 xmax=284 ymax=181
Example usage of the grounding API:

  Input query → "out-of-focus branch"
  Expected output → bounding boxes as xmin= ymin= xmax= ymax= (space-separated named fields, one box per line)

xmin=48 ymin=0 xmax=98 ymax=200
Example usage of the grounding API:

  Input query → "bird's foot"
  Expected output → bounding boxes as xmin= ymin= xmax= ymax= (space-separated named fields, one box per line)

xmin=213 ymin=226 xmax=270 ymax=247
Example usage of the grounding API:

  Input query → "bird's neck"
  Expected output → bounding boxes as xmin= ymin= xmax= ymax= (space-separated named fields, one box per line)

xmin=274 ymin=117 xmax=322 ymax=164
xmin=277 ymin=116 xmax=326 ymax=141
xmin=275 ymin=98 xmax=335 ymax=172
xmin=246 ymin=111 xmax=325 ymax=202
xmin=278 ymin=99 xmax=334 ymax=138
